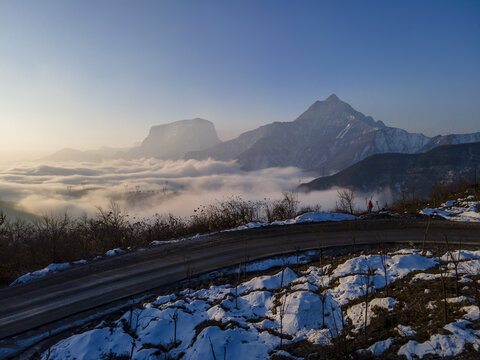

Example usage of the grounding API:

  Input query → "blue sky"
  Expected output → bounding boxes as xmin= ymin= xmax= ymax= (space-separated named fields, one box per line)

xmin=1 ymin=0 xmax=479 ymax=159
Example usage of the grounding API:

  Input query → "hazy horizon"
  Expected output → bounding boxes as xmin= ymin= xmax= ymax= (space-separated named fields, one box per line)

xmin=1 ymin=1 xmax=480 ymax=161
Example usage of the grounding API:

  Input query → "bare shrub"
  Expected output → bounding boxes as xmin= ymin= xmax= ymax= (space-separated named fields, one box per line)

xmin=190 ymin=196 xmax=264 ymax=233
xmin=95 ymin=201 xmax=130 ymax=249
xmin=265 ymin=191 xmax=299 ymax=222
xmin=336 ymin=189 xmax=355 ymax=214
xmin=297 ymin=204 xmax=321 ymax=216
xmin=1 ymin=192 xmax=321 ymax=286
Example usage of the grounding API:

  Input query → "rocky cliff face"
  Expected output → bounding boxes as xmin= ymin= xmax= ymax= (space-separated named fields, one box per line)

xmin=124 ymin=118 xmax=221 ymax=160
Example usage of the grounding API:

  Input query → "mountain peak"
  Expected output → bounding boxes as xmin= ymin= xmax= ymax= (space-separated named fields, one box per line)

xmin=325 ymin=94 xmax=340 ymax=102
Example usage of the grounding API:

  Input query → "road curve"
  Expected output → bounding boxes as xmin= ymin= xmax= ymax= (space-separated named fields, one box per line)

xmin=1 ymin=218 xmax=480 ymax=341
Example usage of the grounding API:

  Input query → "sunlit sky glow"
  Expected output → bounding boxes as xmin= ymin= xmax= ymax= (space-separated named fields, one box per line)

xmin=1 ymin=0 xmax=479 ymax=161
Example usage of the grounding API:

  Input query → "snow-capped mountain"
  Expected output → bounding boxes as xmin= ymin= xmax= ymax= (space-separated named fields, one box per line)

xmin=186 ymin=95 xmax=480 ymax=174
xmin=42 ymin=96 xmax=480 ymax=171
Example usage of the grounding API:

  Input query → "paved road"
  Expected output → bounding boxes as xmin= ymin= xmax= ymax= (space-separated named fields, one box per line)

xmin=1 ymin=218 xmax=480 ymax=341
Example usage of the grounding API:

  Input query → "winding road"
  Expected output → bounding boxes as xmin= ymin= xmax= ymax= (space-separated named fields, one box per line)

xmin=1 ymin=218 xmax=480 ymax=355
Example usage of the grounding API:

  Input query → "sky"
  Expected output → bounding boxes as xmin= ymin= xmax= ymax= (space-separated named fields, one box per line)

xmin=1 ymin=0 xmax=480 ymax=161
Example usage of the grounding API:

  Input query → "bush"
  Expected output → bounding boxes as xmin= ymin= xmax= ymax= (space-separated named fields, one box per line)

xmin=265 ymin=191 xmax=299 ymax=222
xmin=0 ymin=192 xmax=322 ymax=286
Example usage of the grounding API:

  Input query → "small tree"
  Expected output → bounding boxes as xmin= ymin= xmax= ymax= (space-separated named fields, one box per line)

xmin=278 ymin=293 xmax=289 ymax=349
xmin=278 ymin=266 xmax=289 ymax=349
xmin=170 ymin=311 xmax=179 ymax=345
xmin=337 ymin=189 xmax=355 ymax=215
xmin=208 ymin=336 xmax=217 ymax=360
xmin=266 ymin=191 xmax=299 ymax=221
xmin=128 ymin=308 xmax=142 ymax=360
xmin=318 ymin=276 xmax=328 ymax=329
xmin=235 ymin=262 xmax=242 ymax=309
xmin=223 ymin=339 xmax=230 ymax=360
xmin=444 ymin=234 xmax=461 ymax=297
xmin=380 ymin=247 xmax=389 ymax=297
xmin=439 ymin=262 xmax=449 ymax=323
xmin=363 ymin=263 xmax=375 ymax=336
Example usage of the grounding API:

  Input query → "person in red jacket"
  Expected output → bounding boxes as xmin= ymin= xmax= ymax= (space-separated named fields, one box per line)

xmin=368 ymin=200 xmax=373 ymax=213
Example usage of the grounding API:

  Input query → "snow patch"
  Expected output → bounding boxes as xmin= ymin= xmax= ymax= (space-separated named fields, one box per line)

xmin=10 ymin=263 xmax=71 ymax=286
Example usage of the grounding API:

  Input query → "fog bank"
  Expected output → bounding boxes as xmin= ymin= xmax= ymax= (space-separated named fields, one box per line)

xmin=0 ymin=158 xmax=389 ymax=220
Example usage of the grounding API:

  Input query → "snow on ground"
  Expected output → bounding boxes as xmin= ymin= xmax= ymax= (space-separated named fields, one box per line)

xmin=9 ymin=249 xmax=125 ymax=286
xmin=366 ymin=337 xmax=394 ymax=355
xmin=441 ymin=249 xmax=480 ymax=262
xmin=224 ymin=212 xmax=356 ymax=232
xmin=397 ymin=324 xmax=416 ymax=337
xmin=10 ymin=247 xmax=129 ymax=286
xmin=9 ymin=262 xmax=71 ymax=286
xmin=462 ymin=305 xmax=480 ymax=321
xmin=238 ymin=267 xmax=298 ymax=293
xmin=347 ymin=297 xmax=398 ymax=331
xmin=446 ymin=296 xmax=475 ymax=304
xmin=421 ymin=197 xmax=479 ymax=222
xmin=328 ymin=253 xmax=437 ymax=305
xmin=104 ymin=248 xmax=126 ymax=256
xmin=36 ymin=250 xmax=452 ymax=360
xmin=243 ymin=251 xmax=316 ymax=273
xmin=398 ymin=318 xmax=480 ymax=360
xmin=395 ymin=248 xmax=480 ymax=360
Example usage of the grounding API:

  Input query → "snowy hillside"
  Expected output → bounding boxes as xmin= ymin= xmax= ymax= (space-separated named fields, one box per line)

xmin=33 ymin=248 xmax=480 ymax=360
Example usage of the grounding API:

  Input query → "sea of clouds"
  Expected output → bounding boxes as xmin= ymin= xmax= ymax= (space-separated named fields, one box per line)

xmin=0 ymin=158 xmax=358 ymax=221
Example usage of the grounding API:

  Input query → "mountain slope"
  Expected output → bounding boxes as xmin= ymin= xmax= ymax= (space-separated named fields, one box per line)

xmin=187 ymin=94 xmax=480 ymax=173
xmin=298 ymin=142 xmax=480 ymax=199
xmin=187 ymin=94 xmax=391 ymax=172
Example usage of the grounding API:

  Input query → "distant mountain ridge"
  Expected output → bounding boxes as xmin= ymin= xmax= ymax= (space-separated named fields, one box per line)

xmin=186 ymin=94 xmax=480 ymax=173
xmin=41 ymin=146 xmax=128 ymax=163
xmin=298 ymin=141 xmax=480 ymax=199
xmin=42 ymin=118 xmax=221 ymax=162
xmin=42 ymin=95 xmax=480 ymax=172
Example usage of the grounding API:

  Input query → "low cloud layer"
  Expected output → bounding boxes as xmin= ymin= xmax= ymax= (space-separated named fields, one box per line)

xmin=0 ymin=158 xmax=338 ymax=220
xmin=0 ymin=158 xmax=391 ymax=221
